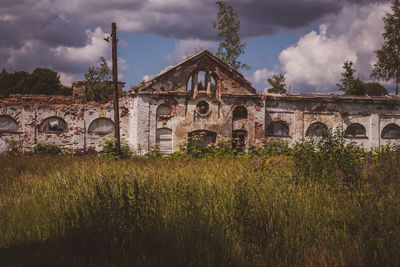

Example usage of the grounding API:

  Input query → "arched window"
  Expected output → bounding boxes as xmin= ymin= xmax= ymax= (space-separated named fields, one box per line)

xmin=88 ymin=118 xmax=114 ymax=134
xmin=156 ymin=128 xmax=172 ymax=154
xmin=306 ymin=122 xmax=327 ymax=137
xmin=232 ymin=130 xmax=247 ymax=149
xmin=266 ymin=121 xmax=289 ymax=136
xmin=186 ymin=70 xmax=217 ymax=97
xmin=39 ymin=117 xmax=68 ymax=133
xmin=381 ymin=123 xmax=400 ymax=139
xmin=197 ymin=71 xmax=207 ymax=91
xmin=0 ymin=115 xmax=19 ymax=133
xmin=187 ymin=75 xmax=194 ymax=97
xmin=156 ymin=104 xmax=172 ymax=117
xmin=209 ymin=75 xmax=217 ymax=97
xmin=233 ymin=106 xmax=248 ymax=121
xmin=345 ymin=123 xmax=367 ymax=138
xmin=188 ymin=130 xmax=217 ymax=147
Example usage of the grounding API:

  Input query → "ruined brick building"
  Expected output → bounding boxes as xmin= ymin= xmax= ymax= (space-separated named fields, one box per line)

xmin=1 ymin=50 xmax=400 ymax=154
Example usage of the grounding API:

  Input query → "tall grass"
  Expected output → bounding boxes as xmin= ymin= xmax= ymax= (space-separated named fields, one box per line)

xmin=1 ymin=155 xmax=400 ymax=266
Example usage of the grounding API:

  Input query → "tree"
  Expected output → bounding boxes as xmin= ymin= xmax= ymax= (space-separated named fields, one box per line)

xmin=371 ymin=0 xmax=400 ymax=95
xmin=337 ymin=61 xmax=365 ymax=95
xmin=267 ymin=74 xmax=288 ymax=94
xmin=0 ymin=68 xmax=71 ymax=97
xmin=84 ymin=57 xmax=112 ymax=103
xmin=212 ymin=1 xmax=249 ymax=71
xmin=363 ymin=82 xmax=388 ymax=96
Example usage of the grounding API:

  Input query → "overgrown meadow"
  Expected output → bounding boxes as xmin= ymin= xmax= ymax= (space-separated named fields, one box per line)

xmin=1 ymin=130 xmax=400 ymax=266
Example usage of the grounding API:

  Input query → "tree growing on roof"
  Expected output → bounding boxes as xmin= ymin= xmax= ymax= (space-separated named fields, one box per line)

xmin=337 ymin=61 xmax=365 ymax=95
xmin=371 ymin=0 xmax=400 ymax=95
xmin=266 ymin=74 xmax=288 ymax=94
xmin=84 ymin=57 xmax=112 ymax=103
xmin=213 ymin=1 xmax=250 ymax=71
xmin=338 ymin=61 xmax=388 ymax=96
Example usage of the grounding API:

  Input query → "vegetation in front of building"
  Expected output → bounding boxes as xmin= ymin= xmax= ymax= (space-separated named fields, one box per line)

xmin=1 ymin=129 xmax=400 ymax=266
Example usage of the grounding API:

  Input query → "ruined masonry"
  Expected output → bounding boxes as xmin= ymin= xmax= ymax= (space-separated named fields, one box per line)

xmin=1 ymin=50 xmax=400 ymax=154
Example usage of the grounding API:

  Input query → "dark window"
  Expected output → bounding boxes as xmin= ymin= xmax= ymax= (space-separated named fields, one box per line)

xmin=381 ymin=123 xmax=400 ymax=139
xmin=188 ymin=130 xmax=217 ymax=147
xmin=39 ymin=117 xmax=68 ymax=133
xmin=0 ymin=115 xmax=18 ymax=132
xmin=232 ymin=130 xmax=247 ymax=150
xmin=345 ymin=123 xmax=367 ymax=138
xmin=88 ymin=118 xmax=114 ymax=134
xmin=233 ymin=106 xmax=248 ymax=121
xmin=197 ymin=101 xmax=209 ymax=115
xmin=306 ymin=122 xmax=327 ymax=137
xmin=266 ymin=121 xmax=289 ymax=136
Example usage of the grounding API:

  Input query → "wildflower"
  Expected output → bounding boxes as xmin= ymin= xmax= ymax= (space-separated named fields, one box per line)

xmin=252 ymin=158 xmax=260 ymax=166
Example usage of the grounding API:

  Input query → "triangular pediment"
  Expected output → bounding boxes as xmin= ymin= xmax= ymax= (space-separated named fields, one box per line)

xmin=132 ymin=50 xmax=257 ymax=97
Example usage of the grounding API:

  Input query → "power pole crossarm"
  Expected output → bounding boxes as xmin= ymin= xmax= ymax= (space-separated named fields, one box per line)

xmin=111 ymin=22 xmax=122 ymax=156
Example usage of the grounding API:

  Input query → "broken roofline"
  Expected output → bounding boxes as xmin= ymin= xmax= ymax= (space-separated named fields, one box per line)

xmin=131 ymin=50 xmax=254 ymax=93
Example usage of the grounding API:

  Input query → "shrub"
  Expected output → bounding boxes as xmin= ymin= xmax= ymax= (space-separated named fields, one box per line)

xmin=292 ymin=127 xmax=365 ymax=185
xmin=32 ymin=142 xmax=62 ymax=155
xmin=248 ymin=138 xmax=292 ymax=156
xmin=6 ymin=139 xmax=22 ymax=155
xmin=98 ymin=134 xmax=133 ymax=159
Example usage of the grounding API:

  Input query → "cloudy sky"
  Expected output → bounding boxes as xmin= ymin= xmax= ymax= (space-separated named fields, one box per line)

xmin=0 ymin=0 xmax=394 ymax=93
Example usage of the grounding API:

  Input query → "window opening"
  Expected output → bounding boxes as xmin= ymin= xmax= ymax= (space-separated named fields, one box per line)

xmin=0 ymin=115 xmax=18 ymax=132
xmin=345 ymin=123 xmax=366 ymax=138
xmin=381 ymin=123 xmax=400 ymax=139
xmin=196 ymin=101 xmax=209 ymax=115
xmin=39 ymin=117 xmax=68 ymax=133
xmin=306 ymin=122 xmax=327 ymax=137
xmin=88 ymin=118 xmax=114 ymax=134
xmin=233 ymin=106 xmax=248 ymax=121
xmin=266 ymin=121 xmax=289 ymax=136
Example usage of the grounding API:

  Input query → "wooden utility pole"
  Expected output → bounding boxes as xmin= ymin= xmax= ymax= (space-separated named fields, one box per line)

xmin=111 ymin=22 xmax=121 ymax=155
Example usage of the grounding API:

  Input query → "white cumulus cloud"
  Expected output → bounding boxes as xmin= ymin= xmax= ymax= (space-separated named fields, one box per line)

xmin=245 ymin=68 xmax=278 ymax=92
xmin=279 ymin=3 xmax=390 ymax=93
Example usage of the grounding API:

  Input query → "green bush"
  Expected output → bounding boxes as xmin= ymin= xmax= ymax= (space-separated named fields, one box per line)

xmin=32 ymin=142 xmax=62 ymax=155
xmin=6 ymin=139 xmax=21 ymax=155
xmin=98 ymin=134 xmax=133 ymax=159
xmin=248 ymin=138 xmax=292 ymax=156
xmin=292 ymin=127 xmax=365 ymax=185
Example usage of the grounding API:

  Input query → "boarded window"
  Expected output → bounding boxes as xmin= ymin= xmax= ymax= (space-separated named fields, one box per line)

xmin=266 ymin=121 xmax=289 ymax=136
xmin=345 ymin=123 xmax=366 ymax=138
xmin=232 ymin=130 xmax=247 ymax=150
xmin=0 ymin=115 xmax=18 ymax=132
xmin=188 ymin=130 xmax=217 ymax=147
xmin=306 ymin=122 xmax=327 ymax=137
xmin=39 ymin=117 xmax=68 ymax=133
xmin=233 ymin=106 xmax=248 ymax=121
xmin=156 ymin=128 xmax=172 ymax=154
xmin=156 ymin=104 xmax=172 ymax=117
xmin=88 ymin=118 xmax=114 ymax=134
xmin=381 ymin=123 xmax=400 ymax=139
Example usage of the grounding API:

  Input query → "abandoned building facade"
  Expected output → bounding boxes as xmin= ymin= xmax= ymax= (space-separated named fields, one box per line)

xmin=1 ymin=50 xmax=400 ymax=154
